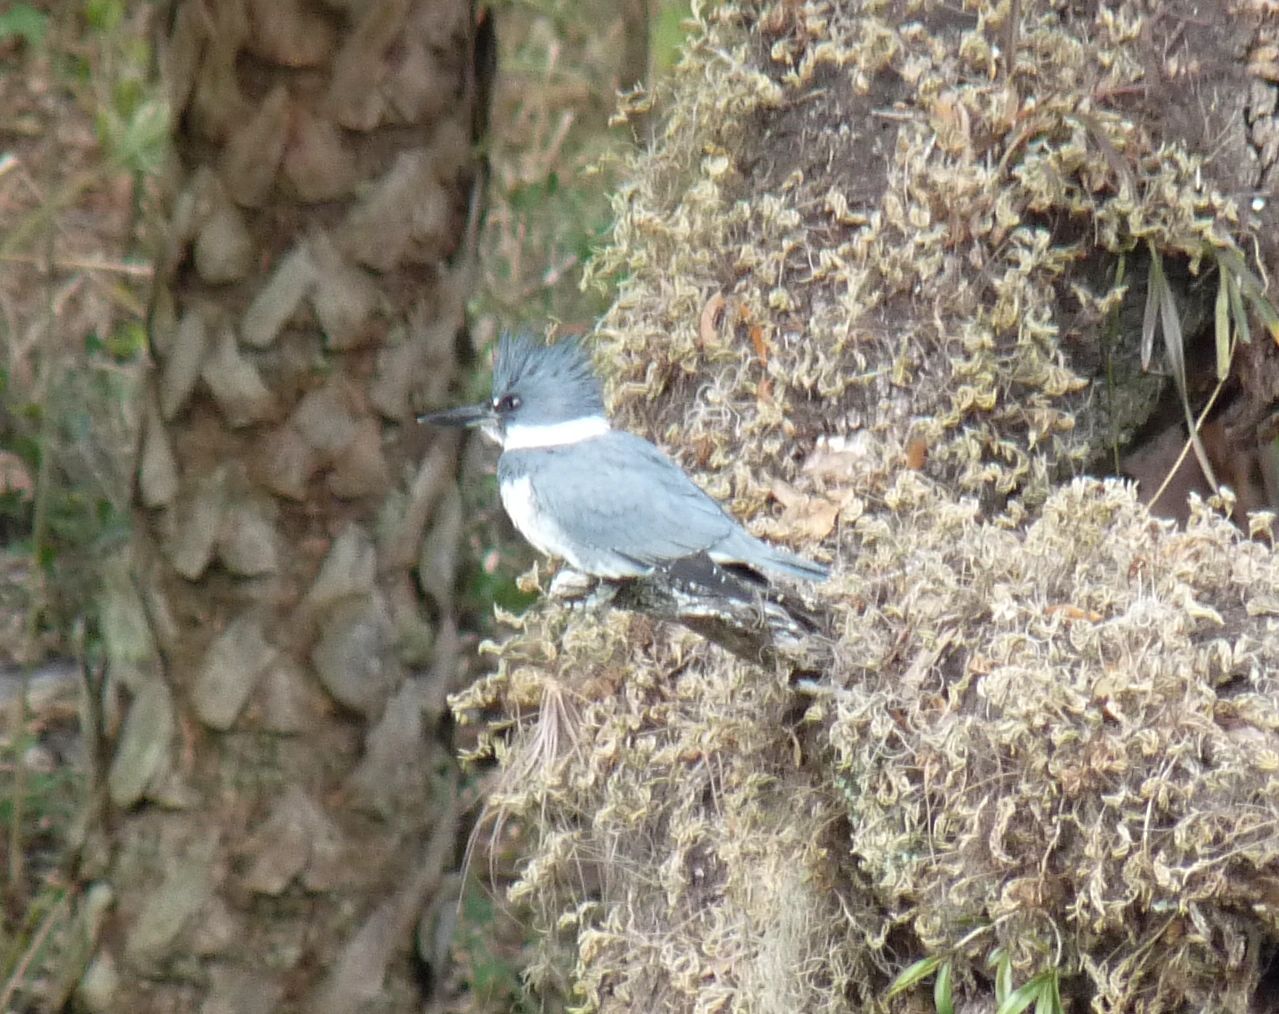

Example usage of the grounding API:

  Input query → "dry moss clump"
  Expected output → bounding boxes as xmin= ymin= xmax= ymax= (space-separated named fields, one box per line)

xmin=458 ymin=480 xmax=1279 ymax=1010
xmin=591 ymin=0 xmax=1260 ymax=510
xmin=453 ymin=0 xmax=1279 ymax=1009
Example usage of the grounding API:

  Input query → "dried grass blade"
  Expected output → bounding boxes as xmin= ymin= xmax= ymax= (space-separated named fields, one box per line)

xmin=1140 ymin=250 xmax=1161 ymax=371
xmin=1157 ymin=272 xmax=1218 ymax=491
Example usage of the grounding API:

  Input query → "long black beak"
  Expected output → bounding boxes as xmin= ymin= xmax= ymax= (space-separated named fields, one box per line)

xmin=416 ymin=403 xmax=496 ymax=429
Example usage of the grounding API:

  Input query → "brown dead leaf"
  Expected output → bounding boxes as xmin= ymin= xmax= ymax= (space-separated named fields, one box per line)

xmin=770 ymin=479 xmax=842 ymax=541
xmin=1044 ymin=603 xmax=1103 ymax=623
xmin=967 ymin=654 xmax=993 ymax=676
xmin=802 ymin=433 xmax=872 ymax=482
xmin=771 ymin=478 xmax=803 ymax=510
xmin=905 ymin=435 xmax=928 ymax=471
xmin=749 ymin=323 xmax=770 ymax=365
xmin=687 ymin=434 xmax=717 ymax=468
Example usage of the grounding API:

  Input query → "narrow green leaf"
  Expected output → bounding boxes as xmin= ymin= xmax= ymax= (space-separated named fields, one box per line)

xmin=1226 ymin=265 xmax=1251 ymax=347
xmin=996 ymin=972 xmax=1055 ymax=1014
xmin=1110 ymin=252 xmax=1127 ymax=307
xmin=995 ymin=981 xmax=1040 ymax=1014
xmin=1211 ymin=242 xmax=1279 ymax=345
xmin=993 ymin=950 xmax=1013 ymax=1004
xmin=886 ymin=956 xmax=942 ymax=999
xmin=1214 ymin=266 xmax=1231 ymax=381
xmin=934 ymin=959 xmax=955 ymax=1014
xmin=1216 ymin=246 xmax=1266 ymax=299
xmin=1247 ymin=291 xmax=1279 ymax=343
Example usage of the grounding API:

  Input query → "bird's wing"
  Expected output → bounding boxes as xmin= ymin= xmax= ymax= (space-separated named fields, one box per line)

xmin=520 ymin=432 xmax=736 ymax=568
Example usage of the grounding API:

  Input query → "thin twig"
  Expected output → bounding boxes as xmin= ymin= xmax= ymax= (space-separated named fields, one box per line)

xmin=0 ymin=891 xmax=70 ymax=1010
xmin=0 ymin=251 xmax=153 ymax=277
xmin=1146 ymin=366 xmax=1230 ymax=513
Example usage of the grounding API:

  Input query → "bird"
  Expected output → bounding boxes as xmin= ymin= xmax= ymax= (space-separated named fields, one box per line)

xmin=418 ymin=334 xmax=829 ymax=584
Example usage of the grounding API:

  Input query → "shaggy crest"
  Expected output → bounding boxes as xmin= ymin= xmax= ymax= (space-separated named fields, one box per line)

xmin=492 ymin=333 xmax=604 ymax=417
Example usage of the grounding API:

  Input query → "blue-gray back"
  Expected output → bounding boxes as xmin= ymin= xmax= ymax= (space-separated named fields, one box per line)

xmin=499 ymin=431 xmax=736 ymax=569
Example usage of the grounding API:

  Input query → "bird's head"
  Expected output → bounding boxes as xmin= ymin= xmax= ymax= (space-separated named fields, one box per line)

xmin=418 ymin=334 xmax=609 ymax=450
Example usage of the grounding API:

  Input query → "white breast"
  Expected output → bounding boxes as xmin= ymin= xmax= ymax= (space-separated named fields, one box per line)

xmin=500 ymin=475 xmax=575 ymax=563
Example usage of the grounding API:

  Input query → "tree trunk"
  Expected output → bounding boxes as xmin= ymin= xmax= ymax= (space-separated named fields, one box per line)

xmin=65 ymin=2 xmax=489 ymax=1010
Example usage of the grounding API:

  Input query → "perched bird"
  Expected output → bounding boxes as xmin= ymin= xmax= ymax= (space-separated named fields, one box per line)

xmin=418 ymin=335 xmax=829 ymax=584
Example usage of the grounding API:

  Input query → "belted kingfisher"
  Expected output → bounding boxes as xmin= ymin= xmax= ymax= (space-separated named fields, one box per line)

xmin=418 ymin=335 xmax=829 ymax=584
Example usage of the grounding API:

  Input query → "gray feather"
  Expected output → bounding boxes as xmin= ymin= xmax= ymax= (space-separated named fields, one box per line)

xmin=500 ymin=431 xmax=828 ymax=582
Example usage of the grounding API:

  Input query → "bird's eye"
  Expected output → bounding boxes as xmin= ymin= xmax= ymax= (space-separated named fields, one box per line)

xmin=495 ymin=393 xmax=522 ymax=413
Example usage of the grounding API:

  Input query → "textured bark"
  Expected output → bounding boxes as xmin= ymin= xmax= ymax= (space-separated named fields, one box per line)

xmin=66 ymin=2 xmax=488 ymax=1010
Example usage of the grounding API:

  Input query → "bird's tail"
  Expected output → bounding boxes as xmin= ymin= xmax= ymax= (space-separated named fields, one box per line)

xmin=714 ymin=530 xmax=830 ymax=583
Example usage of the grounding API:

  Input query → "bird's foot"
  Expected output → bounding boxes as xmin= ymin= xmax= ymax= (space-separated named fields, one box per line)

xmin=547 ymin=567 xmax=597 ymax=602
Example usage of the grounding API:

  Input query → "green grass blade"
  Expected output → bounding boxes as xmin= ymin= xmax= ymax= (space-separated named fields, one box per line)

xmin=992 ymin=949 xmax=1013 ymax=1004
xmin=886 ymin=956 xmax=942 ymax=999
xmin=996 ymin=972 xmax=1057 ymax=1014
xmin=1216 ymin=244 xmax=1279 ymax=341
xmin=995 ymin=980 xmax=1040 ymax=1014
xmin=934 ymin=959 xmax=955 ymax=1014
xmin=1152 ymin=248 xmax=1181 ymax=385
xmin=1214 ymin=266 xmax=1231 ymax=380
xmin=1248 ymin=291 xmax=1279 ymax=342
xmin=1226 ymin=264 xmax=1251 ymax=347
xmin=1216 ymin=246 xmax=1266 ymax=298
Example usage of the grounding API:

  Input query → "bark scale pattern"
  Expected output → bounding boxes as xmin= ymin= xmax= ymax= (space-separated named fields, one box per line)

xmin=74 ymin=2 xmax=485 ymax=1010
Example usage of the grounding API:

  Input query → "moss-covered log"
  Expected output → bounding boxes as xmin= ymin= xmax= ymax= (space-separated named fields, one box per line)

xmin=455 ymin=1 xmax=1279 ymax=1010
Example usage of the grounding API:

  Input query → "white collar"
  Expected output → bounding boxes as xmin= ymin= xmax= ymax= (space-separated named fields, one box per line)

xmin=502 ymin=415 xmax=611 ymax=450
